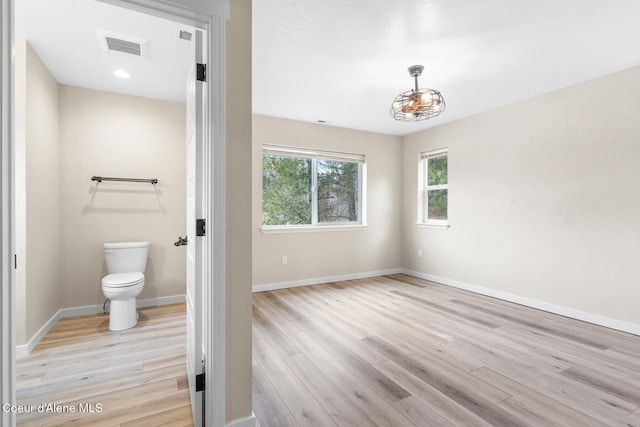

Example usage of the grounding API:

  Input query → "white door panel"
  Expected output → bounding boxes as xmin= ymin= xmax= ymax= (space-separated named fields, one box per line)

xmin=186 ymin=29 xmax=206 ymax=426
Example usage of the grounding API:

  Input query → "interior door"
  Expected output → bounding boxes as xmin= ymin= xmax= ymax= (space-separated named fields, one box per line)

xmin=186 ymin=29 xmax=206 ymax=426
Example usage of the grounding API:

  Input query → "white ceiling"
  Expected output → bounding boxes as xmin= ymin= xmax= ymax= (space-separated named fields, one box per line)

xmin=15 ymin=1 xmax=640 ymax=136
xmin=253 ymin=0 xmax=640 ymax=136
xmin=15 ymin=0 xmax=194 ymax=103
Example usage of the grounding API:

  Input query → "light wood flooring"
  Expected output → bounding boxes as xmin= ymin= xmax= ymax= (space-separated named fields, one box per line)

xmin=16 ymin=303 xmax=193 ymax=427
xmin=252 ymin=274 xmax=640 ymax=427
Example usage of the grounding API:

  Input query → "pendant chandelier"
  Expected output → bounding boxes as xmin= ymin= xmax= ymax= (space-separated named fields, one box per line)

xmin=390 ymin=65 xmax=445 ymax=122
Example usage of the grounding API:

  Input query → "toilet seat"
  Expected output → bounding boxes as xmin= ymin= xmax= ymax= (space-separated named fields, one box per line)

xmin=102 ymin=272 xmax=144 ymax=288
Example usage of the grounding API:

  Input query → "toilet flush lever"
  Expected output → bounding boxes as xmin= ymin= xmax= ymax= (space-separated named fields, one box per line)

xmin=174 ymin=236 xmax=187 ymax=246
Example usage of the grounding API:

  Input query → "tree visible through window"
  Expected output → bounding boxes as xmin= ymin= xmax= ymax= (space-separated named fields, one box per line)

xmin=421 ymin=149 xmax=448 ymax=223
xmin=262 ymin=146 xmax=364 ymax=226
xmin=317 ymin=160 xmax=359 ymax=223
xmin=262 ymin=155 xmax=312 ymax=225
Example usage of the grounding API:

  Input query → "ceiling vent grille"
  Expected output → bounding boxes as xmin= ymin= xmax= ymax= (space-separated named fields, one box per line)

xmin=105 ymin=37 xmax=141 ymax=56
xmin=96 ymin=29 xmax=148 ymax=58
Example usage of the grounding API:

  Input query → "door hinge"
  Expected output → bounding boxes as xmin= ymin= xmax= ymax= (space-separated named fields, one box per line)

xmin=196 ymin=372 xmax=205 ymax=392
xmin=196 ymin=219 xmax=206 ymax=236
xmin=197 ymin=63 xmax=206 ymax=82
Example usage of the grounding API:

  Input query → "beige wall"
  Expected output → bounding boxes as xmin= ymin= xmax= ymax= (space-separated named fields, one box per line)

xmin=252 ymin=115 xmax=403 ymax=286
xmin=58 ymin=85 xmax=186 ymax=308
xmin=402 ymin=65 xmax=640 ymax=326
xmin=225 ymin=0 xmax=253 ymax=422
xmin=14 ymin=39 xmax=62 ymax=345
xmin=25 ymin=42 xmax=62 ymax=343
xmin=14 ymin=37 xmax=28 ymax=346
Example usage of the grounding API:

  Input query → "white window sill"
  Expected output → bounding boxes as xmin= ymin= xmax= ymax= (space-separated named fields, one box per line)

xmin=417 ymin=223 xmax=450 ymax=230
xmin=261 ymin=224 xmax=367 ymax=234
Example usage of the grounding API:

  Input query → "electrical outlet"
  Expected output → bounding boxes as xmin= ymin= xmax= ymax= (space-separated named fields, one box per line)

xmin=282 ymin=256 xmax=288 ymax=265
xmin=417 ymin=249 xmax=422 ymax=258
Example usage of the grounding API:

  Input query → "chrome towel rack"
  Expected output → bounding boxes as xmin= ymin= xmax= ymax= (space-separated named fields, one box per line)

xmin=91 ymin=176 xmax=158 ymax=184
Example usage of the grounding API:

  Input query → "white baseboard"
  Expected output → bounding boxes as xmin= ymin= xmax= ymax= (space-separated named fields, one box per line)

xmin=252 ymin=268 xmax=403 ymax=293
xmin=16 ymin=294 xmax=186 ymax=359
xmin=402 ymin=269 xmax=640 ymax=337
xmin=16 ymin=310 xmax=63 ymax=359
xmin=61 ymin=294 xmax=186 ymax=318
xmin=227 ymin=412 xmax=256 ymax=427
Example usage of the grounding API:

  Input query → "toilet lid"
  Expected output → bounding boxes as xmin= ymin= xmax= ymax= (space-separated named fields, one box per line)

xmin=102 ymin=272 xmax=144 ymax=287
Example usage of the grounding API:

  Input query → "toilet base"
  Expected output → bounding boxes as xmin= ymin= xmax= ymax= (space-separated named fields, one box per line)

xmin=108 ymin=298 xmax=138 ymax=331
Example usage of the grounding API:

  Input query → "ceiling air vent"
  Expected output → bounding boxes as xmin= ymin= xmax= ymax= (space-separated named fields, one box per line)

xmin=96 ymin=29 xmax=148 ymax=58
xmin=105 ymin=36 xmax=141 ymax=56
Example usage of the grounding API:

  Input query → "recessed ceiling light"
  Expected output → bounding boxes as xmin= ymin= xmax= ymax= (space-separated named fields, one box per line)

xmin=114 ymin=69 xmax=130 ymax=79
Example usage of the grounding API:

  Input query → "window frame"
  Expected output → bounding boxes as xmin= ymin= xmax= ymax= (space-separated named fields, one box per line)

xmin=262 ymin=145 xmax=366 ymax=231
xmin=419 ymin=147 xmax=449 ymax=228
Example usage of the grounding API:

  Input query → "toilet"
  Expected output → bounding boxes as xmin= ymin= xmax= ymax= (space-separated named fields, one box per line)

xmin=101 ymin=241 xmax=149 ymax=331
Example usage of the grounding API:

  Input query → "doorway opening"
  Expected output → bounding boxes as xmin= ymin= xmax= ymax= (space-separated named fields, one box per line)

xmin=4 ymin=0 xmax=226 ymax=425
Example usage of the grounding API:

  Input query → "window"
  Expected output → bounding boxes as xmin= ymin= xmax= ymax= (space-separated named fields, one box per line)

xmin=262 ymin=145 xmax=364 ymax=227
xmin=420 ymin=148 xmax=448 ymax=224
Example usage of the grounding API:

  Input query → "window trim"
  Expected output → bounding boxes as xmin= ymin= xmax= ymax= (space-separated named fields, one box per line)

xmin=260 ymin=224 xmax=367 ymax=234
xmin=262 ymin=144 xmax=366 ymax=229
xmin=418 ymin=147 xmax=449 ymax=227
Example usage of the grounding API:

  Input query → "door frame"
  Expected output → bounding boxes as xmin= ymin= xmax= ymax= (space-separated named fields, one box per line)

xmin=0 ymin=1 xmax=228 ymax=426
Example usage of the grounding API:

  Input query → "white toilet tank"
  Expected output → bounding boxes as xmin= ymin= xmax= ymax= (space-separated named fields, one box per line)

xmin=104 ymin=241 xmax=149 ymax=274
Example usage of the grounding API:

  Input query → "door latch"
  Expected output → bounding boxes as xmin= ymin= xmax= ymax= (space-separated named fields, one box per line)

xmin=174 ymin=236 xmax=188 ymax=246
